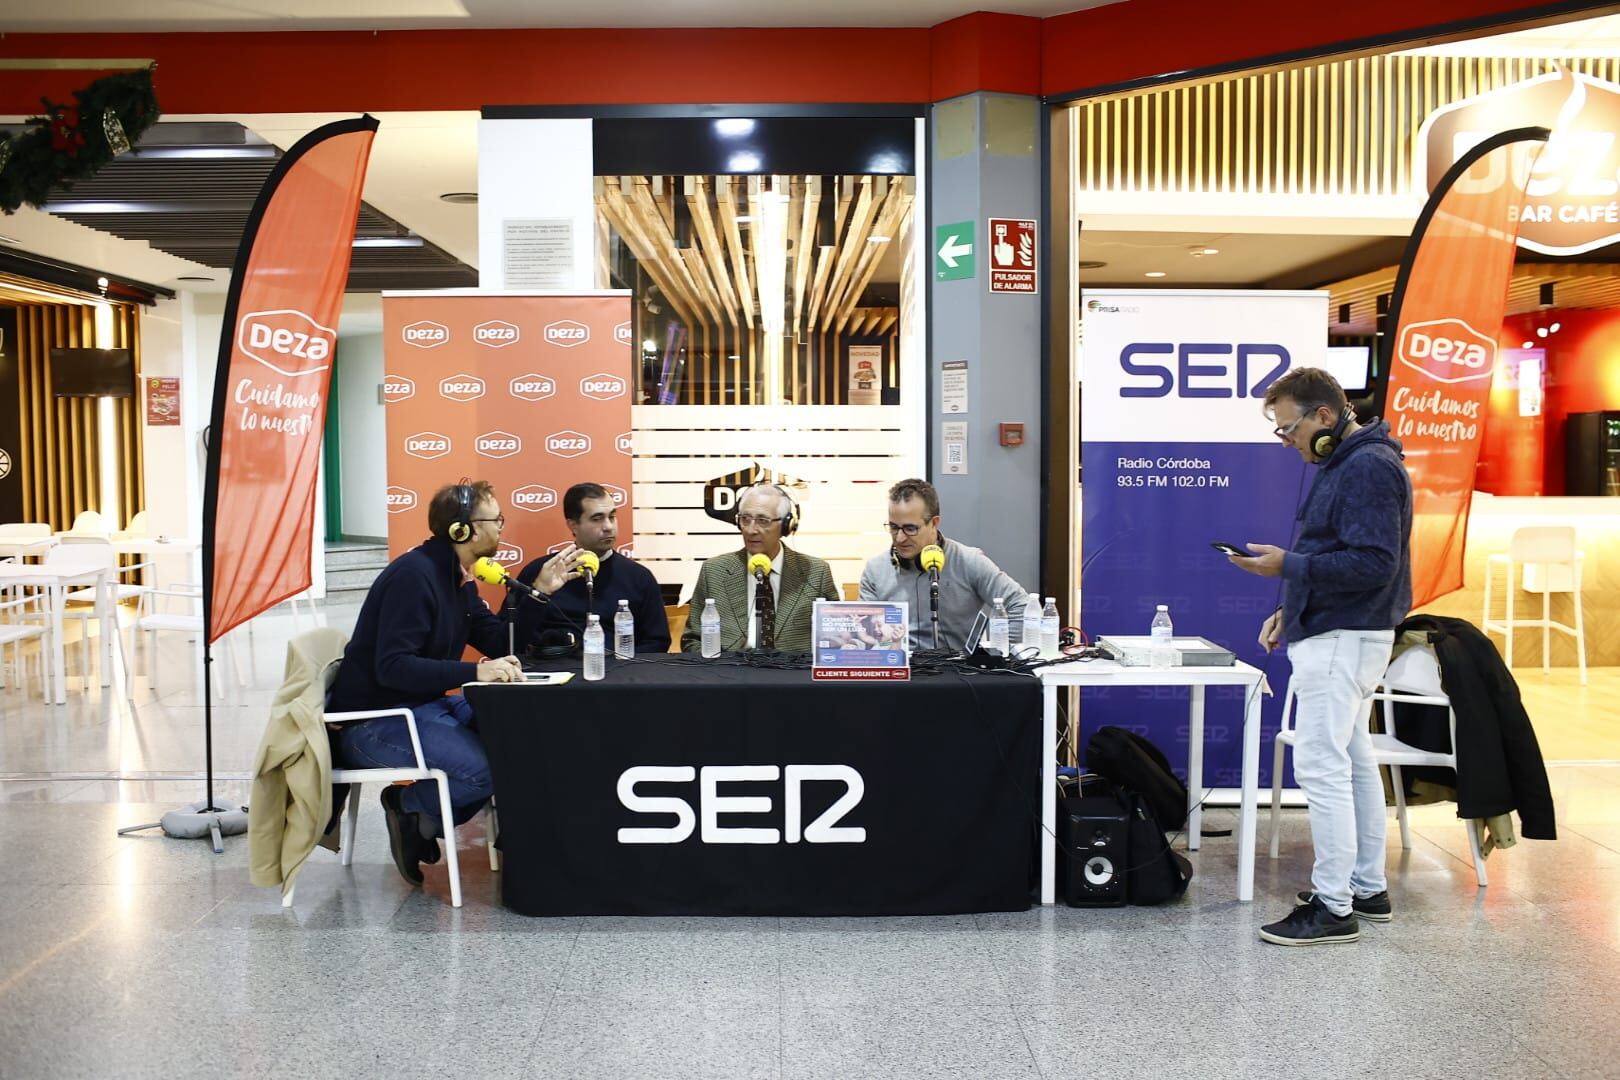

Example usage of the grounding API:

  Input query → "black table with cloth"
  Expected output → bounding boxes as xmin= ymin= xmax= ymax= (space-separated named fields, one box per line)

xmin=465 ymin=655 xmax=1041 ymax=917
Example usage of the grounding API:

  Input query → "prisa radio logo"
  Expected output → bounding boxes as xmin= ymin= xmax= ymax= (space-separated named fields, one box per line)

xmin=1396 ymin=318 xmax=1495 ymax=385
xmin=545 ymin=430 xmax=591 ymax=458
xmin=402 ymin=320 xmax=449 ymax=348
xmin=475 ymin=431 xmax=522 ymax=459
xmin=510 ymin=484 xmax=558 ymax=512
xmin=404 ymin=432 xmax=451 ymax=459
xmin=385 ymin=486 xmax=418 ymax=514
xmin=439 ymin=374 xmax=485 ymax=401
xmin=238 ymin=309 xmax=336 ymax=377
xmin=580 ymin=373 xmax=627 ymax=400
xmin=1118 ymin=342 xmax=1290 ymax=399
xmin=544 ymin=320 xmax=590 ymax=348
xmin=509 ymin=373 xmax=556 ymax=402
xmin=381 ymin=375 xmax=415 ymax=403
xmin=473 ymin=320 xmax=519 ymax=348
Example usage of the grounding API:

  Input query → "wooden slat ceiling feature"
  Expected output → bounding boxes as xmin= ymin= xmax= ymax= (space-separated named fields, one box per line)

xmin=595 ymin=173 xmax=913 ymax=337
xmin=1328 ymin=263 xmax=1620 ymax=334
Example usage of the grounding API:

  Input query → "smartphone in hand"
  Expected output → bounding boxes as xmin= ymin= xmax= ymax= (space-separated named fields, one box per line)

xmin=1211 ymin=541 xmax=1252 ymax=557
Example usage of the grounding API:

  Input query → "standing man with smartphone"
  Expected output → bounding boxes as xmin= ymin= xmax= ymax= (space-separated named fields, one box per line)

xmin=1227 ymin=368 xmax=1413 ymax=946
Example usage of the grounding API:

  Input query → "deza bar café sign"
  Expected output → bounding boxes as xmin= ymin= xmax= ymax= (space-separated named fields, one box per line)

xmin=1421 ymin=68 xmax=1620 ymax=255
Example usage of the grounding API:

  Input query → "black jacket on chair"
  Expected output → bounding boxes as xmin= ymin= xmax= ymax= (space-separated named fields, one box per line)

xmin=1392 ymin=614 xmax=1556 ymax=841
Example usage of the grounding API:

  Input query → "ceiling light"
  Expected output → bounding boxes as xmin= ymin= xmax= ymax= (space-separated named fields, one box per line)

xmin=735 ymin=216 xmax=752 ymax=224
xmin=1536 ymin=327 xmax=1548 ymax=338
xmin=0 ymin=234 xmax=17 ymax=245
xmin=1189 ymin=246 xmax=1219 ymax=257
xmin=438 ymin=192 xmax=478 ymax=205
xmin=867 ymin=235 xmax=890 ymax=243
xmin=714 ymin=118 xmax=756 ymax=137
xmin=1523 ymin=341 xmax=1534 ymax=348
xmin=352 ymin=236 xmax=424 ymax=248
xmin=1550 ymin=322 xmax=1561 ymax=333
xmin=175 ymin=275 xmax=214 ymax=282
xmin=728 ymin=354 xmax=740 ymax=360
xmin=132 ymin=146 xmax=279 ymax=161
xmin=727 ymin=151 xmax=762 ymax=173
xmin=1144 ymin=271 xmax=1166 ymax=278
xmin=642 ymin=339 xmax=657 ymax=352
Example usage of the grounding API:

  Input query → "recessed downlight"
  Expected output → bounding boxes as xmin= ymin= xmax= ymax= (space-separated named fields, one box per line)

xmin=438 ymin=192 xmax=478 ymax=204
xmin=1144 ymin=271 xmax=1167 ymax=278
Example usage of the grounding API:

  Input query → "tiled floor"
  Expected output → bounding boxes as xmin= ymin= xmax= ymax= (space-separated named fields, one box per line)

xmin=0 ymin=601 xmax=1616 ymax=1078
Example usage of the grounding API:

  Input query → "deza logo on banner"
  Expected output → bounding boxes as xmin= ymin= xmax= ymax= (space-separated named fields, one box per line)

xmin=440 ymin=373 xmax=485 ymax=401
xmin=385 ymin=486 xmax=418 ymax=514
xmin=382 ymin=375 xmax=415 ymax=402
xmin=509 ymin=373 xmax=556 ymax=401
xmin=405 ymin=431 xmax=451 ymax=459
xmin=616 ymin=765 xmax=867 ymax=844
xmin=402 ymin=320 xmax=449 ymax=348
xmin=238 ymin=309 xmax=335 ymax=378
xmin=493 ymin=542 xmax=524 ymax=566
xmin=476 ymin=430 xmax=522 ymax=459
xmin=581 ymin=373 xmax=627 ymax=400
xmin=473 ymin=320 xmax=519 ymax=348
xmin=602 ymin=483 xmax=627 ymax=507
xmin=1396 ymin=319 xmax=1495 ymax=385
xmin=546 ymin=430 xmax=591 ymax=458
xmin=511 ymin=484 xmax=558 ymax=512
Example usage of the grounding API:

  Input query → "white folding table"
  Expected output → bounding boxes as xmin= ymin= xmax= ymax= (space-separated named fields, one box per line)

xmin=1035 ymin=658 xmax=1268 ymax=903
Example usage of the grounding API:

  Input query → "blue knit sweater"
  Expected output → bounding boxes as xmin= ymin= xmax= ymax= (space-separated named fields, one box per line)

xmin=1280 ymin=420 xmax=1414 ymax=644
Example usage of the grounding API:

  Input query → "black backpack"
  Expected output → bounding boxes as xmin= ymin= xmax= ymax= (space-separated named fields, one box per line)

xmin=1084 ymin=727 xmax=1194 ymax=905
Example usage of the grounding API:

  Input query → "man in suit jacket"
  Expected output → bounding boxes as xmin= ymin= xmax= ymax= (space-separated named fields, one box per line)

xmin=681 ymin=484 xmax=839 ymax=654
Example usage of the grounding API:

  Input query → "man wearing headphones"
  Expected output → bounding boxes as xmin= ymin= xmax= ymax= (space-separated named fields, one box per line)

xmin=1228 ymin=367 xmax=1412 ymax=946
xmin=859 ymin=477 xmax=1030 ymax=652
xmin=327 ymin=480 xmax=585 ymax=887
xmin=680 ymin=483 xmax=839 ymax=653
xmin=513 ymin=482 xmax=670 ymax=654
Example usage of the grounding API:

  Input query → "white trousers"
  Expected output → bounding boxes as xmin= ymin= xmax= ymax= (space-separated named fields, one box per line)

xmin=1287 ymin=628 xmax=1395 ymax=916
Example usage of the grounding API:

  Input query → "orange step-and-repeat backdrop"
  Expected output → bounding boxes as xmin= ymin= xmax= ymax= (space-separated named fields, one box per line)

xmin=381 ymin=292 xmax=633 ymax=608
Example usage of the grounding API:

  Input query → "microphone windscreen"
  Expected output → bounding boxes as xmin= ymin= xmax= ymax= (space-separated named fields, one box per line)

xmin=747 ymin=553 xmax=772 ymax=577
xmin=576 ymin=550 xmax=601 ymax=576
xmin=920 ymin=544 xmax=945 ymax=572
xmin=472 ymin=556 xmax=508 ymax=586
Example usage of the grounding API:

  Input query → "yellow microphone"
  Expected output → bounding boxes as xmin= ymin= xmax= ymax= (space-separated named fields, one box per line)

xmin=576 ymin=550 xmax=600 ymax=579
xmin=919 ymin=545 xmax=945 ymax=573
xmin=920 ymin=544 xmax=944 ymax=651
xmin=472 ymin=556 xmax=509 ymax=586
xmin=474 ymin=556 xmax=546 ymax=603
xmin=747 ymin=552 xmax=772 ymax=580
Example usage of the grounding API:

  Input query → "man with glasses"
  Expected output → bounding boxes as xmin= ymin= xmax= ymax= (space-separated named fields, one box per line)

xmin=514 ymin=482 xmax=670 ymax=654
xmin=859 ymin=477 xmax=1030 ymax=652
xmin=680 ymin=483 xmax=839 ymax=653
xmin=1226 ymin=368 xmax=1412 ymax=946
xmin=327 ymin=480 xmax=585 ymax=887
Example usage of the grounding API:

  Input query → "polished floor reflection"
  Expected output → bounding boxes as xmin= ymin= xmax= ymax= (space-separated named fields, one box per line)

xmin=0 ymin=601 xmax=1615 ymax=1078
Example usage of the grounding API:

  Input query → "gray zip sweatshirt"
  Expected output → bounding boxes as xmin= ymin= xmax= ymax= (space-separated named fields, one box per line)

xmin=858 ymin=536 xmax=1029 ymax=652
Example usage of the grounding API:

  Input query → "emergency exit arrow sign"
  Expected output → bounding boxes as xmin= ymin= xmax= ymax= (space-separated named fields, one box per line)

xmin=935 ymin=221 xmax=974 ymax=280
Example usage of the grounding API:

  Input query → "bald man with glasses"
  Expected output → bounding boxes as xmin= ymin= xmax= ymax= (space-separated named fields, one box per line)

xmin=858 ymin=477 xmax=1030 ymax=653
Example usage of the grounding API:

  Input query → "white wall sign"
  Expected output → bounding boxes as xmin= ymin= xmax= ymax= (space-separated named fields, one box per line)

xmin=942 ymin=420 xmax=968 ymax=475
xmin=503 ymin=218 xmax=576 ymax=289
xmin=941 ymin=359 xmax=968 ymax=414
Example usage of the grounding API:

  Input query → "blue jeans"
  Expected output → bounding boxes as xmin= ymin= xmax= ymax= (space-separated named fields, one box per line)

xmin=333 ymin=695 xmax=493 ymax=838
xmin=1287 ymin=629 xmax=1395 ymax=916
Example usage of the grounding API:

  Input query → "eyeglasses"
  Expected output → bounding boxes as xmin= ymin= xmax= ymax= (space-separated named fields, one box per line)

xmin=884 ymin=522 xmax=924 ymax=536
xmin=471 ymin=515 xmax=505 ymax=529
xmin=736 ymin=514 xmax=782 ymax=529
xmin=1272 ymin=414 xmax=1311 ymax=440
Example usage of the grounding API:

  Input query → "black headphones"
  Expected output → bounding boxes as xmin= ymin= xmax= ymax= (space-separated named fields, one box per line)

xmin=1311 ymin=406 xmax=1355 ymax=460
xmin=890 ymin=531 xmax=943 ymax=570
xmin=745 ymin=483 xmax=800 ymax=536
xmin=446 ymin=483 xmax=474 ymax=543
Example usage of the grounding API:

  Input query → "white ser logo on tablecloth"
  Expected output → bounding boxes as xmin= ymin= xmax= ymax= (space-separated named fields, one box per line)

xmin=616 ymin=765 xmax=866 ymax=844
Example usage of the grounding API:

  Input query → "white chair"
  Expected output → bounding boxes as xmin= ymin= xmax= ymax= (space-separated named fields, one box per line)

xmin=63 ymin=509 xmax=110 ymax=538
xmin=1482 ymin=525 xmax=1587 ymax=685
xmin=0 ymin=523 xmax=52 ymax=541
xmin=316 ymin=707 xmax=467 ymax=909
xmin=113 ymin=510 xmax=150 ymax=541
xmin=0 ymin=592 xmax=52 ymax=696
xmin=32 ymin=542 xmax=130 ymax=689
xmin=1268 ymin=644 xmax=1488 ymax=889
xmin=127 ymin=582 xmax=246 ymax=698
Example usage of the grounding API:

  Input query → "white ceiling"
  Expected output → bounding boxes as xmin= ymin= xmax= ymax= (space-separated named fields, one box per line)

xmin=1078 ymin=231 xmax=1381 ymax=287
xmin=0 ymin=0 xmax=1120 ymax=32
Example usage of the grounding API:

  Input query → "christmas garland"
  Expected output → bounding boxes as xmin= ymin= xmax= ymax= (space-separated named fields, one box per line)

xmin=0 ymin=68 xmax=161 ymax=215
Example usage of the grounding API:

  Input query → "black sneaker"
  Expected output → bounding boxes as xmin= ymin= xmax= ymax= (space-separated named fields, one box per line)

xmin=380 ymin=786 xmax=424 ymax=887
xmin=1260 ymin=894 xmax=1360 ymax=946
xmin=1296 ymin=889 xmax=1391 ymax=922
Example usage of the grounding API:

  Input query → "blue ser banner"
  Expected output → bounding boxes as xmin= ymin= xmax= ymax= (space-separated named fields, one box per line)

xmin=1080 ymin=289 xmax=1324 ymax=790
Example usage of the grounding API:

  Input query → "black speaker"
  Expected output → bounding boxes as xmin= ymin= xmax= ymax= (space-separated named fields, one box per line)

xmin=1058 ymin=795 xmax=1129 ymax=907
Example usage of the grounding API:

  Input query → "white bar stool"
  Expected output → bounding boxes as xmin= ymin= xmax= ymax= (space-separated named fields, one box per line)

xmin=1481 ymin=525 xmax=1586 ymax=686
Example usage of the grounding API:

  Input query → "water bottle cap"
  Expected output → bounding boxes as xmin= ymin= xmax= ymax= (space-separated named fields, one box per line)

xmin=618 ymin=599 xmax=629 ymax=608
xmin=1156 ymin=604 xmax=1168 ymax=611
xmin=587 ymin=613 xmax=600 ymax=625
xmin=1045 ymin=597 xmax=1056 ymax=604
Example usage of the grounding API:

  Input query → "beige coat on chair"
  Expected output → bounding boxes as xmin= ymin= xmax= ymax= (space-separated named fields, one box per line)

xmin=249 ymin=627 xmax=348 ymax=896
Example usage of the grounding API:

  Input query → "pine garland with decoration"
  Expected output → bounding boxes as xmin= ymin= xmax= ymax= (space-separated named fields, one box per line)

xmin=0 ymin=68 xmax=161 ymax=215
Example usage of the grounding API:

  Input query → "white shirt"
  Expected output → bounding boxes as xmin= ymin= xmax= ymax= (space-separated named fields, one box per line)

xmin=744 ymin=547 xmax=785 ymax=649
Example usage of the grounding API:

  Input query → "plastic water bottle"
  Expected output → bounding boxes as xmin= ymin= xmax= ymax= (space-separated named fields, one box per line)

xmin=614 ymin=598 xmax=635 ymax=659
xmin=1020 ymin=592 xmax=1042 ymax=655
xmin=700 ymin=598 xmax=721 ymax=658
xmin=584 ymin=613 xmax=605 ymax=681
xmin=1150 ymin=604 xmax=1175 ymax=670
xmin=987 ymin=597 xmax=1010 ymax=656
xmin=1041 ymin=597 xmax=1060 ymax=656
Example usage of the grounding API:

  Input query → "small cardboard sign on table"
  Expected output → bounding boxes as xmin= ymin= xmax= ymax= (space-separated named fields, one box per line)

xmin=812 ymin=601 xmax=910 ymax=681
